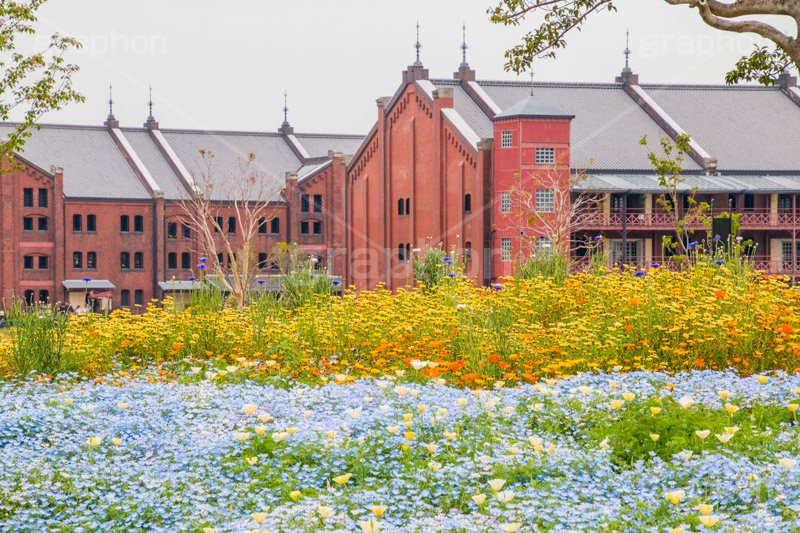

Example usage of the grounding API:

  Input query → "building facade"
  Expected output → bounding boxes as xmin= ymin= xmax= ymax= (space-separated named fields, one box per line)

xmin=2 ymin=57 xmax=800 ymax=305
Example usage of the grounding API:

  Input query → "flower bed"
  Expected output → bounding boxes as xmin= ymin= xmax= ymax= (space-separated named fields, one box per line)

xmin=2 ymin=368 xmax=800 ymax=532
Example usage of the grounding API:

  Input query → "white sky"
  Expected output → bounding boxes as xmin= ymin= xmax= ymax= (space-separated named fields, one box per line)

xmin=20 ymin=0 xmax=797 ymax=135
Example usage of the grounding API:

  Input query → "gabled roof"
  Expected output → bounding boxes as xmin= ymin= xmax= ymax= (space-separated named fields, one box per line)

xmin=293 ymin=133 xmax=364 ymax=158
xmin=578 ymin=173 xmax=800 ymax=193
xmin=121 ymin=128 xmax=189 ymax=200
xmin=0 ymin=124 xmax=152 ymax=200
xmin=492 ymin=95 xmax=574 ymax=120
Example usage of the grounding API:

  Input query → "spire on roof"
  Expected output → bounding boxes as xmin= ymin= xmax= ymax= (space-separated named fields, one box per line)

xmin=413 ymin=22 xmax=422 ymax=67
xmin=623 ymin=29 xmax=632 ymax=74
xmin=530 ymin=70 xmax=535 ymax=96
xmin=278 ymin=91 xmax=294 ymax=135
xmin=104 ymin=84 xmax=119 ymax=128
xmin=460 ymin=23 xmax=468 ymax=68
xmin=144 ymin=85 xmax=159 ymax=129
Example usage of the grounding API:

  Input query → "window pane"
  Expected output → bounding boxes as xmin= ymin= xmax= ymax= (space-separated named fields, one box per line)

xmin=464 ymin=194 xmax=472 ymax=213
xmin=39 ymin=290 xmax=49 ymax=303
xmin=398 ymin=199 xmax=404 ymax=216
xmin=168 ymin=253 xmax=177 ymax=269
xmin=38 ymin=188 xmax=48 ymax=207
xmin=38 ymin=256 xmax=48 ymax=269
xmin=535 ymin=189 xmax=555 ymax=213
xmin=301 ymin=194 xmax=309 ymax=212
xmin=87 ymin=215 xmax=96 ymax=232
xmin=73 ymin=252 xmax=82 ymax=269
xmin=258 ymin=218 xmax=267 ymax=234
xmin=181 ymin=222 xmax=190 ymax=238
xmin=181 ymin=252 xmax=190 ymax=269
xmin=167 ymin=222 xmax=177 ymax=239
xmin=23 ymin=188 xmax=33 ymax=207
xmin=300 ymin=221 xmax=309 ymax=234
xmin=501 ymin=238 xmax=512 ymax=262
xmin=134 ymin=252 xmax=143 ymax=269
xmin=38 ymin=217 xmax=48 ymax=231
xmin=23 ymin=217 xmax=33 ymax=231
xmin=134 ymin=215 xmax=143 ymax=232
xmin=73 ymin=214 xmax=82 ymax=231
xmin=313 ymin=221 xmax=322 ymax=234
xmin=271 ymin=217 xmax=280 ymax=234
xmin=134 ymin=290 xmax=143 ymax=305
xmin=313 ymin=195 xmax=322 ymax=212
xmin=227 ymin=217 xmax=236 ymax=233
xmin=87 ymin=252 xmax=96 ymax=269
xmin=501 ymin=131 xmax=512 ymax=148
xmin=121 ymin=252 xmax=130 ymax=269
xmin=535 ymin=147 xmax=555 ymax=165
xmin=501 ymin=191 xmax=512 ymax=213
xmin=121 ymin=290 xmax=129 ymax=306
xmin=120 ymin=215 xmax=129 ymax=232
xmin=24 ymin=256 xmax=33 ymax=269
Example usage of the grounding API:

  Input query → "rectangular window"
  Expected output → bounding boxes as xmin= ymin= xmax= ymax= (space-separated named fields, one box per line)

xmin=535 ymin=147 xmax=555 ymax=165
xmin=134 ymin=252 xmax=143 ymax=269
xmin=120 ymin=252 xmax=130 ymax=269
xmin=134 ymin=215 xmax=144 ymax=233
xmin=181 ymin=222 xmax=190 ymax=239
xmin=465 ymin=241 xmax=472 ymax=261
xmin=464 ymin=194 xmax=472 ymax=213
xmin=120 ymin=290 xmax=130 ymax=307
xmin=23 ymin=217 xmax=33 ymax=231
xmin=535 ymin=189 xmax=555 ymax=213
xmin=38 ymin=255 xmax=48 ymax=269
xmin=38 ymin=188 xmax=48 ymax=207
xmin=167 ymin=222 xmax=177 ymax=239
xmin=398 ymin=198 xmax=405 ymax=216
xmin=168 ymin=253 xmax=177 ymax=269
xmin=39 ymin=290 xmax=49 ymax=303
xmin=23 ymin=256 xmax=34 ymax=269
xmin=744 ymin=194 xmax=755 ymax=212
xmin=134 ymin=290 xmax=143 ymax=306
xmin=258 ymin=253 xmax=268 ymax=269
xmin=181 ymin=252 xmax=190 ymax=269
xmin=73 ymin=214 xmax=82 ymax=232
xmin=313 ymin=194 xmax=322 ymax=213
xmin=120 ymin=215 xmax=130 ymax=232
xmin=38 ymin=217 xmax=48 ymax=231
xmin=300 ymin=221 xmax=309 ymax=234
xmin=217 ymin=252 xmax=223 ymax=266
xmin=87 ymin=252 xmax=96 ymax=269
xmin=214 ymin=216 xmax=223 ymax=232
xmin=535 ymin=237 xmax=553 ymax=257
xmin=611 ymin=240 xmax=641 ymax=264
xmin=73 ymin=252 xmax=82 ymax=269
xmin=501 ymin=238 xmax=512 ymax=262
xmin=23 ymin=188 xmax=33 ymax=207
xmin=301 ymin=194 xmax=310 ymax=213
xmin=398 ymin=244 xmax=406 ymax=262
xmin=500 ymin=191 xmax=512 ymax=214
xmin=87 ymin=214 xmax=96 ymax=232
xmin=227 ymin=217 xmax=236 ymax=233
xmin=501 ymin=131 xmax=512 ymax=148
xmin=271 ymin=217 xmax=280 ymax=234
xmin=258 ymin=218 xmax=267 ymax=234
xmin=313 ymin=221 xmax=322 ymax=235
xmin=24 ymin=290 xmax=34 ymax=305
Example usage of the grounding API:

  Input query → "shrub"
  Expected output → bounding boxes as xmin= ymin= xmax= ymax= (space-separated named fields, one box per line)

xmin=4 ymin=299 xmax=71 ymax=375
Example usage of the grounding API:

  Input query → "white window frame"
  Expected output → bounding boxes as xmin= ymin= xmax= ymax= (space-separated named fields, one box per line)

xmin=535 ymin=147 xmax=555 ymax=164
xmin=501 ymin=131 xmax=513 ymax=148
xmin=535 ymin=237 xmax=553 ymax=257
xmin=610 ymin=239 xmax=643 ymax=264
xmin=501 ymin=238 xmax=512 ymax=262
xmin=535 ymin=189 xmax=555 ymax=213
xmin=500 ymin=191 xmax=512 ymax=214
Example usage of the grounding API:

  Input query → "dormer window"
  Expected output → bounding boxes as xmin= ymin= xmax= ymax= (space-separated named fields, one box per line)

xmin=535 ymin=147 xmax=555 ymax=164
xmin=501 ymin=131 xmax=512 ymax=148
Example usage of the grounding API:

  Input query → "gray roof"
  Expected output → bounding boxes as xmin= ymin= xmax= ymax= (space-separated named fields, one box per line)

xmin=298 ymin=160 xmax=332 ymax=182
xmin=475 ymin=81 xmax=701 ymax=172
xmin=432 ymin=80 xmax=494 ymax=138
xmin=159 ymin=129 xmax=302 ymax=201
xmin=158 ymin=280 xmax=203 ymax=291
xmin=578 ymin=173 xmax=800 ymax=193
xmin=641 ymin=85 xmax=800 ymax=172
xmin=493 ymin=95 xmax=574 ymax=120
xmin=62 ymin=279 xmax=116 ymax=290
xmin=121 ymin=129 xmax=188 ymax=200
xmin=1 ymin=124 xmax=152 ymax=200
xmin=294 ymin=134 xmax=364 ymax=158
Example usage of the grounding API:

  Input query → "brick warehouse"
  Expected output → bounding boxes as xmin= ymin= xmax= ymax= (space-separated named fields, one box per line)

xmin=2 ymin=49 xmax=800 ymax=306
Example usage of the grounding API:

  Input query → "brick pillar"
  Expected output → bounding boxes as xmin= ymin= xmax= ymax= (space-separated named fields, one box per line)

xmin=51 ymin=166 xmax=65 ymax=303
xmin=285 ymin=172 xmax=298 ymax=244
xmin=477 ymin=138 xmax=493 ymax=285
xmin=0 ymin=154 xmax=15 ymax=301
xmin=153 ymin=192 xmax=165 ymax=300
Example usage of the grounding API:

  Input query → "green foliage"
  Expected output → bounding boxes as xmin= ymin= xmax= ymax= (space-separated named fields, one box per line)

xmin=514 ymin=249 xmax=570 ymax=284
xmin=726 ymin=45 xmax=792 ymax=86
xmin=279 ymin=262 xmax=338 ymax=309
xmin=4 ymin=299 xmax=71 ymax=374
xmin=0 ymin=0 xmax=83 ymax=159
xmin=269 ymin=242 xmax=306 ymax=274
xmin=412 ymin=244 xmax=464 ymax=293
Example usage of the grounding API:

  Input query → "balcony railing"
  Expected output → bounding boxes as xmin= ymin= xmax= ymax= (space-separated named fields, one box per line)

xmin=574 ymin=208 xmax=800 ymax=230
xmin=572 ymin=255 xmax=800 ymax=275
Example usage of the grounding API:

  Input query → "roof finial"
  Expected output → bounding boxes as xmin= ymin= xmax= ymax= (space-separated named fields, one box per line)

xmin=623 ymin=29 xmax=632 ymax=73
xmin=530 ymin=70 xmax=535 ymax=96
xmin=147 ymin=85 xmax=154 ymax=119
xmin=108 ymin=84 xmax=114 ymax=118
xmin=282 ymin=91 xmax=289 ymax=127
xmin=460 ymin=23 xmax=469 ymax=68
xmin=414 ymin=22 xmax=422 ymax=67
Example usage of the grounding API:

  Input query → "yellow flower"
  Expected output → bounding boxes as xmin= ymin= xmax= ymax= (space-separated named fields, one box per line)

xmin=271 ymin=432 xmax=288 ymax=442
xmin=498 ymin=523 xmax=522 ymax=533
xmin=251 ymin=512 xmax=267 ymax=524
xmin=457 ymin=398 xmax=467 ymax=406
xmin=418 ymin=404 xmax=429 ymax=413
xmin=402 ymin=413 xmax=413 ymax=421
xmin=678 ymin=450 xmax=693 ymax=459
xmin=368 ymin=505 xmax=386 ymax=517
xmin=289 ymin=490 xmax=302 ymax=501
xmin=333 ymin=473 xmax=352 ymax=485
xmin=358 ymin=518 xmax=380 ymax=533
xmin=318 ymin=505 xmax=334 ymax=519
xmin=577 ymin=385 xmax=592 ymax=396
xmin=345 ymin=407 xmax=362 ymax=419
xmin=609 ymin=399 xmax=624 ymax=409
xmin=668 ymin=528 xmax=685 ymax=533
xmin=116 ymin=402 xmax=128 ymax=409
xmin=756 ymin=375 xmax=769 ymax=384
xmin=715 ymin=433 xmax=733 ymax=444
xmin=780 ymin=457 xmax=798 ymax=470
xmin=386 ymin=426 xmax=399 ymax=434
xmin=444 ymin=431 xmax=457 ymax=441
xmin=496 ymin=490 xmax=515 ymax=503
xmin=424 ymin=443 xmax=439 ymax=453
xmin=788 ymin=404 xmax=799 ymax=413
xmin=717 ymin=390 xmax=730 ymax=400
xmin=257 ymin=413 xmax=273 ymax=424
xmin=725 ymin=403 xmax=739 ymax=415
xmin=394 ymin=386 xmax=409 ymax=398
xmin=471 ymin=493 xmax=486 ymax=505
xmin=234 ymin=432 xmax=251 ymax=442
xmin=64 ymin=398 xmax=73 ymax=405
xmin=678 ymin=396 xmax=694 ymax=409
xmin=488 ymin=478 xmax=506 ymax=492
xmin=254 ymin=425 xmax=267 ymax=436
xmin=111 ymin=437 xmax=122 ymax=446
xmin=242 ymin=404 xmax=257 ymax=416
xmin=664 ymin=489 xmax=685 ymax=506
xmin=403 ymin=431 xmax=416 ymax=441
xmin=695 ymin=429 xmax=711 ymax=440
xmin=401 ymin=421 xmax=413 ymax=429
xmin=326 ymin=431 xmax=337 ymax=439
xmin=724 ymin=426 xmax=739 ymax=435
xmin=428 ymin=461 xmax=442 ymax=472
xmin=649 ymin=434 xmax=659 ymax=442
xmin=650 ymin=407 xmax=661 ymax=415
xmin=286 ymin=427 xmax=298 ymax=435
xmin=698 ymin=515 xmax=720 ymax=528
xmin=202 ymin=528 xmax=216 ymax=533
xmin=698 ymin=504 xmax=713 ymax=515
xmin=622 ymin=392 xmax=635 ymax=402
xmin=246 ymin=457 xmax=258 ymax=466
xmin=87 ymin=436 xmax=101 ymax=447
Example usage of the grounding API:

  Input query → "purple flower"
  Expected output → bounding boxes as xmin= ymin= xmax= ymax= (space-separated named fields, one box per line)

xmin=257 ymin=279 xmax=266 ymax=284
xmin=199 ymin=257 xmax=207 ymax=262
xmin=188 ymin=276 xmax=197 ymax=281
xmin=447 ymin=273 xmax=456 ymax=278
xmin=635 ymin=271 xmax=646 ymax=278
xmin=688 ymin=241 xmax=698 ymax=248
xmin=713 ymin=234 xmax=721 ymax=242
xmin=82 ymin=277 xmax=92 ymax=282
xmin=594 ymin=236 xmax=602 ymax=240
xmin=332 ymin=280 xmax=341 ymax=286
xmin=492 ymin=284 xmax=503 ymax=291
xmin=715 ymin=260 xmax=725 ymax=265
xmin=198 ymin=263 xmax=206 ymax=271
xmin=650 ymin=263 xmax=661 ymax=269
xmin=443 ymin=257 xmax=451 ymax=262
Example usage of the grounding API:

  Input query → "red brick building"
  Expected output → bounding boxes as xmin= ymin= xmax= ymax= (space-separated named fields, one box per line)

xmin=3 ymin=55 xmax=800 ymax=304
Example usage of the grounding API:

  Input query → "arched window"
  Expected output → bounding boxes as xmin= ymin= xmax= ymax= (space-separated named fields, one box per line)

xmin=167 ymin=252 xmax=177 ymax=269
xmin=181 ymin=222 xmax=190 ymax=239
xmin=464 ymin=194 xmax=472 ymax=213
xmin=398 ymin=244 xmax=406 ymax=261
xmin=398 ymin=199 xmax=405 ymax=216
xmin=227 ymin=217 xmax=236 ymax=233
xmin=120 ymin=215 xmax=130 ymax=232
xmin=258 ymin=218 xmax=267 ymax=234
xmin=167 ymin=222 xmax=177 ymax=239
xmin=405 ymin=198 xmax=411 ymax=215
xmin=134 ymin=215 xmax=144 ymax=232
xmin=72 ymin=214 xmax=82 ymax=232
xmin=270 ymin=217 xmax=280 ymax=234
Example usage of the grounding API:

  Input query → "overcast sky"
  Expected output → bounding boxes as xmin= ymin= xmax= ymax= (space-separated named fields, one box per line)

xmin=19 ymin=0 xmax=796 ymax=135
